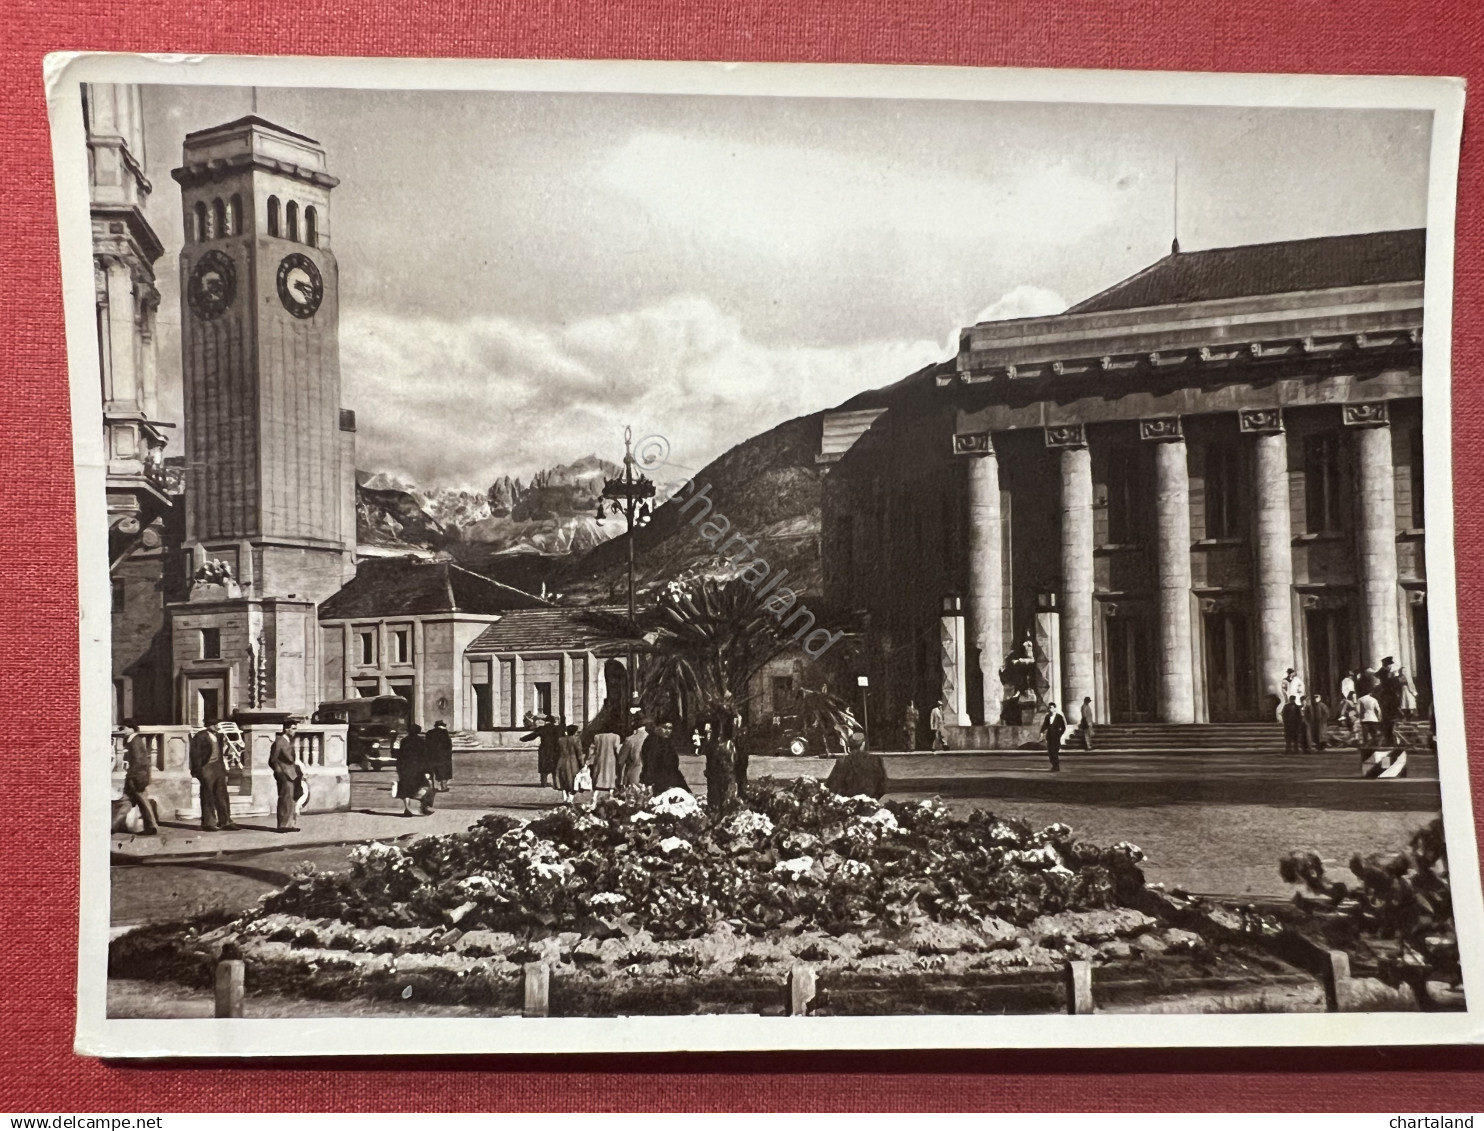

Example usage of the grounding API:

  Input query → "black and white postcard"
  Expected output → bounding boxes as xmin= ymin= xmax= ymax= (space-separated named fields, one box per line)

xmin=48 ymin=53 xmax=1479 ymax=1055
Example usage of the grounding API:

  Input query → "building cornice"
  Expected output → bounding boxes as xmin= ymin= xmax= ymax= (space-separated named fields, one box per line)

xmin=943 ymin=282 xmax=1423 ymax=388
xmin=171 ymin=152 xmax=340 ymax=192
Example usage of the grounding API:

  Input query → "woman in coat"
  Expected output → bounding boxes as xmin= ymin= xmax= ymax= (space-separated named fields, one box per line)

xmin=426 ymin=719 xmax=454 ymax=791
xmin=640 ymin=721 xmax=690 ymax=794
xmin=554 ymin=724 xmax=584 ymax=801
xmin=395 ymin=723 xmax=433 ymax=816
xmin=589 ymin=729 xmax=620 ymax=800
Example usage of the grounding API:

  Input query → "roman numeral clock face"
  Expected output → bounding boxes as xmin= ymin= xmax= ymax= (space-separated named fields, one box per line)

xmin=276 ymin=252 xmax=324 ymax=319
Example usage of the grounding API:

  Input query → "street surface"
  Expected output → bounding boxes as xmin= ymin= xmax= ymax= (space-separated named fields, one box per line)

xmin=111 ymin=746 xmax=1443 ymax=927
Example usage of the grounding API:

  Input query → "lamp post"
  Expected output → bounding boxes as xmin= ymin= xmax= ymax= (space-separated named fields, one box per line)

xmin=596 ymin=426 xmax=656 ymax=713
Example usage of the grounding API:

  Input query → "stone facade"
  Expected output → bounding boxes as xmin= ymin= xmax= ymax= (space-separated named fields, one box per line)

xmin=822 ymin=230 xmax=1430 ymax=730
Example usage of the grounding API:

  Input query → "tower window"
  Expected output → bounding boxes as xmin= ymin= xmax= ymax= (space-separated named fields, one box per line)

xmin=304 ymin=205 xmax=318 ymax=247
xmin=286 ymin=201 xmax=299 ymax=242
xmin=228 ymin=193 xmax=243 ymax=236
xmin=192 ymin=201 xmax=207 ymax=243
xmin=267 ymin=196 xmax=281 ymax=238
xmin=200 ymin=627 xmax=221 ymax=660
xmin=212 ymin=198 xmax=226 ymax=240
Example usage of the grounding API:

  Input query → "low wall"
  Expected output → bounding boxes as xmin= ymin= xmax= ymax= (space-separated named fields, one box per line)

xmin=943 ymin=723 xmax=1042 ymax=752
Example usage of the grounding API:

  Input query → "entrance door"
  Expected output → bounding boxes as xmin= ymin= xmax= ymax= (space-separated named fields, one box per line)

xmin=1105 ymin=615 xmax=1155 ymax=721
xmin=1304 ymin=605 xmax=1353 ymax=704
xmin=1204 ymin=610 xmax=1253 ymax=721
xmin=187 ymin=677 xmax=225 ymax=727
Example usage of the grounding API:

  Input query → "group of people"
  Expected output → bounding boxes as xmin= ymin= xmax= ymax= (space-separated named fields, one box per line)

xmin=1278 ymin=657 xmax=1420 ymax=754
xmin=520 ymin=698 xmax=749 ymax=809
xmin=118 ymin=714 xmax=317 ymax=836
xmin=392 ymin=719 xmax=455 ymax=816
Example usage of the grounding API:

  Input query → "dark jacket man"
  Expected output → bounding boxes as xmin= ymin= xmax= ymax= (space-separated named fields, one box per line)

xmin=1281 ymin=697 xmax=1308 ymax=754
xmin=188 ymin=723 xmax=236 ymax=832
xmin=1040 ymin=704 xmax=1068 ymax=771
xmin=640 ymin=723 xmax=689 ymax=794
xmin=268 ymin=720 xmax=303 ymax=832
xmin=1304 ymin=695 xmax=1332 ymax=750
xmin=825 ymin=731 xmax=888 ymax=799
xmin=521 ymin=718 xmax=563 ymax=787
xmin=426 ymin=720 xmax=454 ymax=788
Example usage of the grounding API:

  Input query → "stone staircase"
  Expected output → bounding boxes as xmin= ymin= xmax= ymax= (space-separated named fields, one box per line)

xmin=451 ymin=730 xmax=483 ymax=751
xmin=1088 ymin=720 xmax=1433 ymax=754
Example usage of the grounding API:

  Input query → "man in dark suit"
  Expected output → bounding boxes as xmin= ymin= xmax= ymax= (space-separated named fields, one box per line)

xmin=188 ymin=719 xmax=237 ymax=831
xmin=1040 ymin=702 xmax=1067 ymax=772
xmin=268 ymin=717 xmax=303 ymax=832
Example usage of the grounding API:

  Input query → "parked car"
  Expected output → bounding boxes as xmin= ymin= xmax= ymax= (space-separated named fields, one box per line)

xmin=312 ymin=695 xmax=410 ymax=769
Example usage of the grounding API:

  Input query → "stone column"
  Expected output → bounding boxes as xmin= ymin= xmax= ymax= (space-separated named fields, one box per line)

xmin=1243 ymin=408 xmax=1296 ymax=710
xmin=1347 ymin=403 xmax=1401 ymax=666
xmin=959 ymin=433 xmax=1003 ymax=723
xmin=1144 ymin=419 xmax=1195 ymax=722
xmin=1050 ymin=426 xmax=1095 ymax=713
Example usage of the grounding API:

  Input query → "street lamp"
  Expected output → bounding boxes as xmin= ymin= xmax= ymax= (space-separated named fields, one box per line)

xmin=596 ymin=426 xmax=656 ymax=712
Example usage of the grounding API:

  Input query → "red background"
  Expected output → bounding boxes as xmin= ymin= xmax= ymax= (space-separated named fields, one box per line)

xmin=4 ymin=0 xmax=1484 ymax=1111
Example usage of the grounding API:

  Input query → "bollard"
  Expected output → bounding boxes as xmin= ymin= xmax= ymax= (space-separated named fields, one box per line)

xmin=1063 ymin=959 xmax=1095 ymax=1015
xmin=1322 ymin=949 xmax=1354 ymax=1012
xmin=523 ymin=961 xmax=550 ymax=1018
xmin=787 ymin=964 xmax=816 ymax=1016
xmin=214 ymin=958 xmax=245 ymax=1018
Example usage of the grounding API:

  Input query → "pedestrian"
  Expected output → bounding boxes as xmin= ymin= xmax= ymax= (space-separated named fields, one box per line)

xmin=426 ymin=719 xmax=454 ymax=792
xmin=268 ymin=717 xmax=304 ymax=832
xmin=618 ymin=717 xmax=648 ymax=788
xmin=555 ymin=724 xmax=584 ymax=802
xmin=1077 ymin=696 xmax=1095 ymax=752
xmin=188 ymin=719 xmax=237 ymax=832
xmin=1338 ymin=691 xmax=1360 ymax=741
xmin=641 ymin=720 xmax=690 ymax=793
xmin=1399 ymin=664 xmax=1419 ymax=718
xmin=1305 ymin=693 xmax=1332 ymax=750
xmin=589 ymin=727 xmax=620 ymax=803
xmin=1376 ymin=656 xmax=1403 ymax=744
xmin=1357 ymin=689 xmax=1384 ymax=747
xmin=903 ymin=700 xmax=919 ymax=752
xmin=825 ymin=730 xmax=888 ymax=799
xmin=1039 ymin=701 xmax=1067 ymax=772
xmin=1278 ymin=668 xmax=1304 ymax=721
xmin=1340 ymin=669 xmax=1357 ymax=702
xmin=119 ymin=720 xmax=159 ymax=835
xmin=1281 ymin=695 xmax=1305 ymax=754
xmin=395 ymin=723 xmax=433 ymax=816
xmin=930 ymin=699 xmax=947 ymax=753
xmin=520 ymin=714 xmax=563 ymax=788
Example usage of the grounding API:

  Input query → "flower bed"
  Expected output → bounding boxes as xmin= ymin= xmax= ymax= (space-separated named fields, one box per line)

xmin=108 ymin=777 xmax=1308 ymax=1013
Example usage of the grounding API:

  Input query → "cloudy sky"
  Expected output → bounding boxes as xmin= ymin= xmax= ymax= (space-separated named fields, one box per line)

xmin=138 ymin=84 xmax=1431 ymax=488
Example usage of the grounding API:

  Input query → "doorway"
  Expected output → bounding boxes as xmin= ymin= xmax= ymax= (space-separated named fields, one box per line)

xmin=1304 ymin=603 xmax=1354 ymax=704
xmin=1104 ymin=612 xmax=1155 ymax=721
xmin=1203 ymin=609 xmax=1253 ymax=721
xmin=186 ymin=675 xmax=225 ymax=727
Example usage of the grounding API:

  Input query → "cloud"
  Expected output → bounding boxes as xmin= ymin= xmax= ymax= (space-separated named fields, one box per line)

xmin=340 ymin=296 xmax=946 ymax=489
xmin=973 ymin=284 xmax=1069 ymax=323
xmin=598 ymin=133 xmax=1118 ymax=254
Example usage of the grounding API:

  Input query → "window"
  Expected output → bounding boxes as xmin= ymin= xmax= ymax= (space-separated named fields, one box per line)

xmin=228 ymin=193 xmax=243 ymax=236
xmin=356 ymin=628 xmax=376 ymax=666
xmin=267 ymin=196 xmax=281 ymax=238
xmin=353 ymin=679 xmax=379 ymax=698
xmin=387 ymin=679 xmax=414 ymax=704
xmin=1105 ymin=446 xmax=1146 ymax=545
xmin=192 ymin=201 xmax=207 ymax=243
xmin=1304 ymin=433 xmax=1345 ymax=534
xmin=286 ymin=200 xmax=299 ymax=242
xmin=1203 ymin=443 xmax=1243 ymax=539
xmin=304 ymin=205 xmax=318 ymax=247
xmin=200 ymin=627 xmax=221 ymax=659
xmin=534 ymin=681 xmax=553 ymax=717
xmin=391 ymin=627 xmax=411 ymax=664
xmin=212 ymin=198 xmax=226 ymax=240
xmin=772 ymin=675 xmax=798 ymax=713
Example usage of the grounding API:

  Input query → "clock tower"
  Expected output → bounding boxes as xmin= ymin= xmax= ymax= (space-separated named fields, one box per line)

xmin=168 ymin=116 xmax=357 ymax=723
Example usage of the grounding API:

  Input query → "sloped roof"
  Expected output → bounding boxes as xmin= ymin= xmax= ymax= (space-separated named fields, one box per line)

xmin=466 ymin=606 xmax=636 ymax=655
xmin=318 ymin=558 xmax=549 ymax=620
xmin=1067 ymin=229 xmax=1425 ymax=315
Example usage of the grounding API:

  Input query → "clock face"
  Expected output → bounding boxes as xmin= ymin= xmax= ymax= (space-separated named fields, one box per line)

xmin=276 ymin=252 xmax=324 ymax=319
xmin=187 ymin=250 xmax=236 ymax=320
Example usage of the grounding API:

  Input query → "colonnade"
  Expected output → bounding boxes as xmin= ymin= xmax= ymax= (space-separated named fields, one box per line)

xmin=960 ymin=403 xmax=1404 ymax=724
